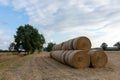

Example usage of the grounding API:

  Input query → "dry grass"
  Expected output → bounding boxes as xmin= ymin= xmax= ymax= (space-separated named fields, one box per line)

xmin=0 ymin=53 xmax=19 ymax=70
xmin=0 ymin=51 xmax=120 ymax=80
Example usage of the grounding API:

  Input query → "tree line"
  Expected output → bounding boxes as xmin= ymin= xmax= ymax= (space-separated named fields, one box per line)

xmin=8 ymin=24 xmax=56 ymax=54
xmin=100 ymin=42 xmax=120 ymax=50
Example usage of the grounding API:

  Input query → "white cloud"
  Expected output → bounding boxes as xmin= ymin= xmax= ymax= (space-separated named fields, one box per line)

xmin=0 ymin=30 xmax=3 ymax=35
xmin=0 ymin=0 xmax=120 ymax=48
xmin=0 ymin=30 xmax=13 ymax=50
xmin=0 ymin=37 xmax=12 ymax=50
xmin=0 ymin=0 xmax=10 ymax=5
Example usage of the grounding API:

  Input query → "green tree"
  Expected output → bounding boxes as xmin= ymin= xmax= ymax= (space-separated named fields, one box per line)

xmin=100 ymin=42 xmax=108 ymax=50
xmin=114 ymin=41 xmax=120 ymax=50
xmin=44 ymin=42 xmax=56 ymax=52
xmin=14 ymin=24 xmax=45 ymax=54
xmin=9 ymin=42 xmax=16 ymax=51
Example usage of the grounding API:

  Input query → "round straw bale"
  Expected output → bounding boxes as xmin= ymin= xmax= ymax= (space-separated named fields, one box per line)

xmin=52 ymin=45 xmax=58 ymax=50
xmin=62 ymin=41 xmax=68 ymax=50
xmin=52 ymin=43 xmax=64 ymax=50
xmin=54 ymin=45 xmax=59 ymax=50
xmin=62 ymin=39 xmax=74 ymax=50
xmin=59 ymin=50 xmax=68 ymax=64
xmin=50 ymin=51 xmax=64 ymax=62
xmin=88 ymin=50 xmax=108 ymax=68
xmin=52 ymin=46 xmax=56 ymax=50
xmin=50 ymin=51 xmax=53 ymax=58
xmin=65 ymin=50 xmax=90 ymax=68
xmin=64 ymin=50 xmax=73 ymax=64
xmin=73 ymin=36 xmax=91 ymax=50
xmin=67 ymin=39 xmax=74 ymax=50
xmin=50 ymin=51 xmax=60 ymax=61
xmin=59 ymin=42 xmax=64 ymax=50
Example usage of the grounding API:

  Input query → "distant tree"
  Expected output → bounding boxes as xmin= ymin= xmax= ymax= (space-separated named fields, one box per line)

xmin=8 ymin=42 xmax=16 ymax=51
xmin=114 ymin=41 xmax=120 ymax=50
xmin=0 ymin=49 xmax=3 ymax=52
xmin=100 ymin=42 xmax=108 ymax=50
xmin=44 ymin=42 xmax=56 ymax=52
xmin=14 ymin=24 xmax=45 ymax=54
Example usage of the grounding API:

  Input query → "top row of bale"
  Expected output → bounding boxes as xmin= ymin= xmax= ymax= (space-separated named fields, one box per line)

xmin=52 ymin=36 xmax=92 ymax=50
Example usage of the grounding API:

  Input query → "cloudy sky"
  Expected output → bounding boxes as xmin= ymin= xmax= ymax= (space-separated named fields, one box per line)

xmin=0 ymin=0 xmax=120 ymax=50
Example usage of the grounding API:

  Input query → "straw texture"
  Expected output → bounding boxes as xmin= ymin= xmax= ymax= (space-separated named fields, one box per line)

xmin=73 ymin=36 xmax=91 ymax=50
xmin=64 ymin=50 xmax=90 ymax=68
xmin=88 ymin=50 xmax=108 ymax=68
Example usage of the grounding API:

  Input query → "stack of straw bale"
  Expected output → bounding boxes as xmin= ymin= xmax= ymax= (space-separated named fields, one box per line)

xmin=50 ymin=36 xmax=108 ymax=68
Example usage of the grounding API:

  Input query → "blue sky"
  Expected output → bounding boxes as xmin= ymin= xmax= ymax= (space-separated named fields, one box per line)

xmin=0 ymin=0 xmax=120 ymax=50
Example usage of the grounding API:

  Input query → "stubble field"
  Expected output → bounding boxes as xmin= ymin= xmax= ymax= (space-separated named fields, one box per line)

xmin=0 ymin=51 xmax=120 ymax=80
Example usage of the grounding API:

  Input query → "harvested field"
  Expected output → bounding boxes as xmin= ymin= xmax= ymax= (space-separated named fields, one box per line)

xmin=0 ymin=51 xmax=120 ymax=80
